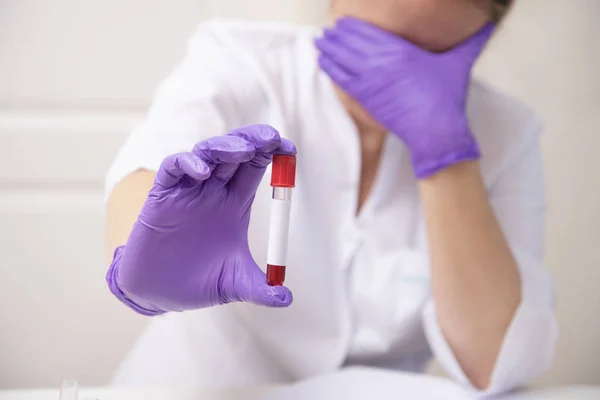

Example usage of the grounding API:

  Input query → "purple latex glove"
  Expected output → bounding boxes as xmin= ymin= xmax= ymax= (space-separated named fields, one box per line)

xmin=106 ymin=125 xmax=296 ymax=316
xmin=316 ymin=17 xmax=494 ymax=178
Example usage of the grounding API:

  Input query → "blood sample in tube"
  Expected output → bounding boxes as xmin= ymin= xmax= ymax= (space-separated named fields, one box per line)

xmin=266 ymin=155 xmax=296 ymax=286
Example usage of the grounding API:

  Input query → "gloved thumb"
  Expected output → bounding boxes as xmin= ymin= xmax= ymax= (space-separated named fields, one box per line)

xmin=247 ymin=281 xmax=294 ymax=308
xmin=220 ymin=260 xmax=294 ymax=308
xmin=242 ymin=264 xmax=294 ymax=308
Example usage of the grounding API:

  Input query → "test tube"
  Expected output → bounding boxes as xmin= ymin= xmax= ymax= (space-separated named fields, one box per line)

xmin=266 ymin=154 xmax=296 ymax=286
xmin=59 ymin=380 xmax=79 ymax=400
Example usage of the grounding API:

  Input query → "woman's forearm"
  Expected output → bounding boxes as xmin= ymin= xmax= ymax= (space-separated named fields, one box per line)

xmin=105 ymin=170 xmax=156 ymax=262
xmin=419 ymin=161 xmax=521 ymax=390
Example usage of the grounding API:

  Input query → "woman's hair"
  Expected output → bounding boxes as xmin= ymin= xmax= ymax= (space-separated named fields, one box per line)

xmin=489 ymin=0 xmax=513 ymax=23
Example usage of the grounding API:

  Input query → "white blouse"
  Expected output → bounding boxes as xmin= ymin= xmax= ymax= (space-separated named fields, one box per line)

xmin=105 ymin=19 xmax=557 ymax=396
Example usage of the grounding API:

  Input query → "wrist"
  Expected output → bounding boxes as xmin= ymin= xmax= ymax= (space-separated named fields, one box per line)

xmin=412 ymin=145 xmax=480 ymax=179
xmin=419 ymin=159 xmax=482 ymax=183
xmin=106 ymin=246 xmax=166 ymax=316
xmin=406 ymin=119 xmax=479 ymax=178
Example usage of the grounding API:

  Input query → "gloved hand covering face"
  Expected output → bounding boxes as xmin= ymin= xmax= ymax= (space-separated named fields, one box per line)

xmin=106 ymin=124 xmax=296 ymax=315
xmin=316 ymin=17 xmax=494 ymax=178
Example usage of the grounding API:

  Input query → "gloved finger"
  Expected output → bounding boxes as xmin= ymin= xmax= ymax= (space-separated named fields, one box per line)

xmin=452 ymin=22 xmax=495 ymax=63
xmin=231 ymin=127 xmax=296 ymax=158
xmin=275 ymin=138 xmax=297 ymax=156
xmin=336 ymin=16 xmax=408 ymax=46
xmin=314 ymin=37 xmax=363 ymax=75
xmin=318 ymin=53 xmax=354 ymax=89
xmin=336 ymin=16 xmax=423 ymax=59
xmin=228 ymin=125 xmax=295 ymax=197
xmin=211 ymin=163 xmax=242 ymax=185
xmin=155 ymin=152 xmax=211 ymax=188
xmin=323 ymin=27 xmax=372 ymax=57
xmin=228 ymin=124 xmax=282 ymax=169
xmin=193 ymin=136 xmax=257 ymax=165
xmin=193 ymin=136 xmax=256 ymax=185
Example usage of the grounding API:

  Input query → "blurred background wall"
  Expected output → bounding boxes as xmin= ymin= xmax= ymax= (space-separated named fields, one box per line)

xmin=0 ymin=0 xmax=598 ymax=389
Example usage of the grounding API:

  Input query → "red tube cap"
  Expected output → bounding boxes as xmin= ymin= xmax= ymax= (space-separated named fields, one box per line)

xmin=271 ymin=155 xmax=296 ymax=188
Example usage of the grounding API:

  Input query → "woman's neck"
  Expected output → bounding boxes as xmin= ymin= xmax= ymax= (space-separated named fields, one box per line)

xmin=356 ymin=128 xmax=387 ymax=215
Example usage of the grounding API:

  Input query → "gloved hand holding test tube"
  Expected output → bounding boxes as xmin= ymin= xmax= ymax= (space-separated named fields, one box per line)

xmin=106 ymin=125 xmax=295 ymax=314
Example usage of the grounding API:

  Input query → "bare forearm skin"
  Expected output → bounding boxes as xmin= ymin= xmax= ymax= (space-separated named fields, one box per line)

xmin=419 ymin=161 xmax=521 ymax=389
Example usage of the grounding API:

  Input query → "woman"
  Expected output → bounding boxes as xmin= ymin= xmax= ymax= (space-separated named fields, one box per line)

xmin=105 ymin=0 xmax=557 ymax=395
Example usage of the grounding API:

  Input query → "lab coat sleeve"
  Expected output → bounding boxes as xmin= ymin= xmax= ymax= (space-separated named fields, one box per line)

xmin=421 ymin=116 xmax=558 ymax=397
xmin=105 ymin=22 xmax=265 ymax=198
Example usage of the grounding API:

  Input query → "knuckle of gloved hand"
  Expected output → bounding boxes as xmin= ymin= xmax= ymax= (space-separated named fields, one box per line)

xmin=253 ymin=124 xmax=280 ymax=140
xmin=195 ymin=136 xmax=248 ymax=154
xmin=160 ymin=153 xmax=179 ymax=171
xmin=202 ymin=138 xmax=257 ymax=166
xmin=193 ymin=138 xmax=226 ymax=164
xmin=231 ymin=124 xmax=281 ymax=151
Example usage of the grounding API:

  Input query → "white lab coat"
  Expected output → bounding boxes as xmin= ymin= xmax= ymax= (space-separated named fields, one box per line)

xmin=105 ymin=20 xmax=557 ymax=395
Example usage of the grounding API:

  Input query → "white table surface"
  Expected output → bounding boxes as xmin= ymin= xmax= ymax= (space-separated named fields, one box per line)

xmin=507 ymin=387 xmax=600 ymax=399
xmin=1 ymin=386 xmax=599 ymax=400
xmin=0 ymin=387 xmax=273 ymax=400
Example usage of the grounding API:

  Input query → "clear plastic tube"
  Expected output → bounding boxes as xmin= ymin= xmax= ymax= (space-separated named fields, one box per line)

xmin=272 ymin=187 xmax=292 ymax=201
xmin=266 ymin=190 xmax=292 ymax=286
xmin=59 ymin=380 xmax=79 ymax=400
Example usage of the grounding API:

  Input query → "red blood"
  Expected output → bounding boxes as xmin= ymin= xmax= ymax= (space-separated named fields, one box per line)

xmin=266 ymin=264 xmax=286 ymax=286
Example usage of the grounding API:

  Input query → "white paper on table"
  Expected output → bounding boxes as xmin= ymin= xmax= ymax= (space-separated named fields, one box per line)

xmin=503 ymin=387 xmax=600 ymax=400
xmin=262 ymin=367 xmax=600 ymax=400
xmin=261 ymin=367 xmax=473 ymax=400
